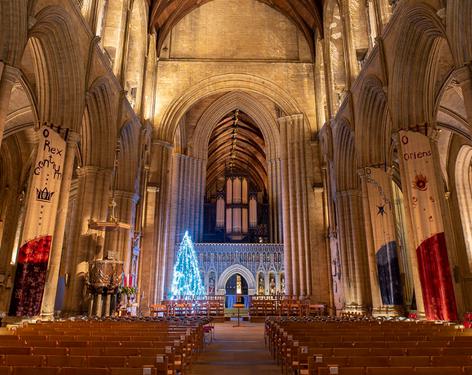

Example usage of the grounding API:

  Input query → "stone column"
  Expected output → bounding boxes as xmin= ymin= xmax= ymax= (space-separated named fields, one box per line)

xmin=103 ymin=190 xmax=139 ymax=271
xmin=358 ymin=170 xmax=383 ymax=314
xmin=323 ymin=162 xmax=341 ymax=312
xmin=358 ymin=167 xmax=407 ymax=316
xmin=40 ymin=131 xmax=80 ymax=319
xmin=429 ymin=129 xmax=465 ymax=317
xmin=392 ymin=129 xmax=442 ymax=318
xmin=138 ymin=185 xmax=159 ymax=314
xmin=268 ymin=158 xmax=283 ymax=243
xmin=336 ymin=189 xmax=371 ymax=312
xmin=310 ymin=184 xmax=328 ymax=299
xmin=138 ymin=141 xmax=173 ymax=311
xmin=173 ymin=154 xmax=205 ymax=242
xmin=160 ymin=153 xmax=206 ymax=297
xmin=393 ymin=184 xmax=426 ymax=318
xmin=63 ymin=166 xmax=112 ymax=314
xmin=278 ymin=114 xmax=312 ymax=297
xmin=0 ymin=65 xmax=20 ymax=148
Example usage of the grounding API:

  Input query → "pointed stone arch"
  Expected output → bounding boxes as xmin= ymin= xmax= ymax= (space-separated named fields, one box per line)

xmin=216 ymin=264 xmax=256 ymax=295
xmin=355 ymin=75 xmax=392 ymax=168
xmin=81 ymin=77 xmax=118 ymax=169
xmin=333 ymin=118 xmax=358 ymax=191
xmin=27 ymin=5 xmax=85 ymax=130
xmin=158 ymin=73 xmax=304 ymax=143
xmin=388 ymin=3 xmax=448 ymax=130
xmin=191 ymin=91 xmax=280 ymax=160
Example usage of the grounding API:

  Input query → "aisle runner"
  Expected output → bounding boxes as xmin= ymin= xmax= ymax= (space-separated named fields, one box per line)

xmin=364 ymin=167 xmax=403 ymax=305
xmin=9 ymin=126 xmax=65 ymax=316
xmin=398 ymin=130 xmax=457 ymax=320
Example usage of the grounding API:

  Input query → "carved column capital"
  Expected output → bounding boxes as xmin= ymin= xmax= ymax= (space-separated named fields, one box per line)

xmin=77 ymin=165 xmax=112 ymax=178
xmin=66 ymin=130 xmax=81 ymax=145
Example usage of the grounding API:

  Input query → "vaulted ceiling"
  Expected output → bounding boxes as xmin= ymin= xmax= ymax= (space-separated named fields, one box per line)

xmin=206 ymin=110 xmax=267 ymax=194
xmin=150 ymin=0 xmax=323 ymax=57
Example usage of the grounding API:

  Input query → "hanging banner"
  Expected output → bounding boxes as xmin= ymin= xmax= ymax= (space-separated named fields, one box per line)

xmin=398 ymin=130 xmax=457 ymax=321
xmin=330 ymin=234 xmax=344 ymax=312
xmin=9 ymin=126 xmax=65 ymax=316
xmin=364 ymin=167 xmax=403 ymax=306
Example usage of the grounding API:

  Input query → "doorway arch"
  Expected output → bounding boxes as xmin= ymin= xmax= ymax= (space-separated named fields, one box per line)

xmin=216 ymin=264 xmax=256 ymax=295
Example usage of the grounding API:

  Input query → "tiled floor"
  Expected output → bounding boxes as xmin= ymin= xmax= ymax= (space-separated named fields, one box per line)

xmin=191 ymin=322 xmax=280 ymax=375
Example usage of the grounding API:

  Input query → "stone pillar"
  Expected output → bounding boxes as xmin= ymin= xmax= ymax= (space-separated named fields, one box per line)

xmin=138 ymin=185 xmax=159 ymax=314
xmin=278 ymin=114 xmax=312 ymax=297
xmin=358 ymin=170 xmax=383 ymax=314
xmin=268 ymin=158 xmax=283 ymax=243
xmin=336 ymin=189 xmax=371 ymax=312
xmin=103 ymin=190 xmax=139 ymax=272
xmin=173 ymin=154 xmax=205 ymax=242
xmin=160 ymin=153 xmax=206 ymax=298
xmin=358 ymin=167 xmax=404 ymax=316
xmin=63 ymin=166 xmax=112 ymax=314
xmin=429 ymin=129 xmax=465 ymax=317
xmin=394 ymin=128 xmax=459 ymax=320
xmin=309 ymin=180 xmax=330 ymax=302
xmin=40 ymin=131 xmax=80 ymax=319
xmin=138 ymin=141 xmax=173 ymax=311
xmin=0 ymin=65 xmax=20 ymax=148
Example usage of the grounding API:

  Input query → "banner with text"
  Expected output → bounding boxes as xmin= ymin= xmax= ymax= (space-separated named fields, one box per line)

xmin=9 ymin=126 xmax=65 ymax=316
xmin=364 ymin=167 xmax=403 ymax=306
xmin=398 ymin=130 xmax=457 ymax=321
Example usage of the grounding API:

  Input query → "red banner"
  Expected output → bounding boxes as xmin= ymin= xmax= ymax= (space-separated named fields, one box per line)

xmin=9 ymin=236 xmax=51 ymax=316
xmin=9 ymin=126 xmax=65 ymax=316
xmin=398 ymin=130 xmax=457 ymax=320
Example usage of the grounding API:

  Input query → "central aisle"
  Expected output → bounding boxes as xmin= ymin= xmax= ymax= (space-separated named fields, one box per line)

xmin=191 ymin=322 xmax=280 ymax=375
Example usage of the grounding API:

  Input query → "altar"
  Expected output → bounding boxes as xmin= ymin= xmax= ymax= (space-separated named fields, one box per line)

xmin=225 ymin=294 xmax=250 ymax=308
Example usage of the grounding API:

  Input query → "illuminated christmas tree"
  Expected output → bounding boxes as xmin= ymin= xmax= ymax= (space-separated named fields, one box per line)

xmin=171 ymin=231 xmax=205 ymax=299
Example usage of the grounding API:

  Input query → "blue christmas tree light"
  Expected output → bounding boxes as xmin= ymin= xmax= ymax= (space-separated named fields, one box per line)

xmin=170 ymin=231 xmax=205 ymax=299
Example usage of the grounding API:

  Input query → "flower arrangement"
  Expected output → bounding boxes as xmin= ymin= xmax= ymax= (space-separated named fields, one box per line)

xmin=119 ymin=286 xmax=137 ymax=297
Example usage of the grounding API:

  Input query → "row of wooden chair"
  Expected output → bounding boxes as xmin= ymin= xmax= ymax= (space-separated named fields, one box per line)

xmin=265 ymin=317 xmax=472 ymax=375
xmin=0 ymin=318 xmax=207 ymax=375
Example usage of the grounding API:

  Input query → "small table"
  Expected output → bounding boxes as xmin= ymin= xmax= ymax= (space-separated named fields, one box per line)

xmin=233 ymin=303 xmax=245 ymax=327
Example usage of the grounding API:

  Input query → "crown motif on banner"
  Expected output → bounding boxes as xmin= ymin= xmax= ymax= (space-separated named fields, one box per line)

xmin=36 ymin=187 xmax=54 ymax=202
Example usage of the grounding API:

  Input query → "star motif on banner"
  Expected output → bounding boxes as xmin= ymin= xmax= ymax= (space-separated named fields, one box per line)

xmin=377 ymin=205 xmax=386 ymax=216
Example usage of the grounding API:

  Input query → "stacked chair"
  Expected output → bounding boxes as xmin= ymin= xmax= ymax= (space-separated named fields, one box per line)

xmin=250 ymin=296 xmax=323 ymax=321
xmin=266 ymin=316 xmax=472 ymax=375
xmin=154 ymin=297 xmax=224 ymax=322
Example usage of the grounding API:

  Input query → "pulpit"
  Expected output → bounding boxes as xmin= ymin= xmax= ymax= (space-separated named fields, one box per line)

xmin=87 ymin=259 xmax=123 ymax=317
